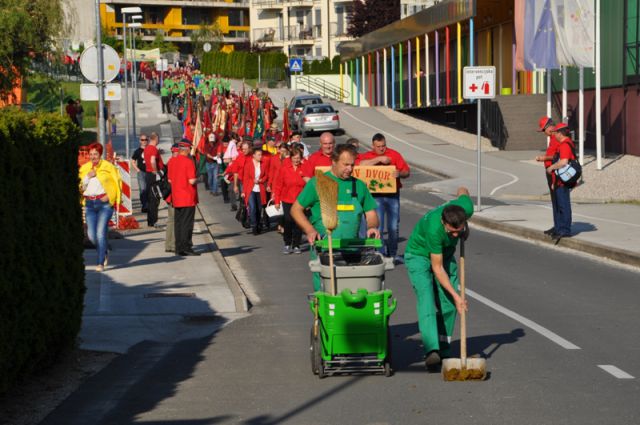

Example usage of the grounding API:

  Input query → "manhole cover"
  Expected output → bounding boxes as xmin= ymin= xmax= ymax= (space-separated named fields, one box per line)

xmin=144 ymin=292 xmax=196 ymax=298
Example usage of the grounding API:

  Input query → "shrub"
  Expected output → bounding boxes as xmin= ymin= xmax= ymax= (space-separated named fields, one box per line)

xmin=0 ymin=109 xmax=85 ymax=395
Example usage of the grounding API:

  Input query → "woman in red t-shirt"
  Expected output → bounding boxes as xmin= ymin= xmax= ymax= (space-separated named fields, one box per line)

xmin=535 ymin=116 xmax=560 ymax=236
xmin=272 ymin=146 xmax=306 ymax=253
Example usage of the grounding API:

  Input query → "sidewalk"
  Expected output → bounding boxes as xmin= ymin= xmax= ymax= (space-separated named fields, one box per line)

xmin=266 ymin=84 xmax=640 ymax=268
xmin=80 ymin=86 xmax=247 ymax=354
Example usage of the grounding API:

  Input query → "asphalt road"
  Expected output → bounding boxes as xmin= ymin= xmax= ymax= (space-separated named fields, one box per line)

xmin=44 ymin=129 xmax=640 ymax=425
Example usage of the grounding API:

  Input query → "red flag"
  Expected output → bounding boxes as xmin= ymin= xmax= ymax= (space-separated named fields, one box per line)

xmin=184 ymin=96 xmax=192 ymax=126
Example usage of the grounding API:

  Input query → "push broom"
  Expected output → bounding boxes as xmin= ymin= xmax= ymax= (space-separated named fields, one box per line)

xmin=442 ymin=239 xmax=487 ymax=381
xmin=315 ymin=171 xmax=338 ymax=295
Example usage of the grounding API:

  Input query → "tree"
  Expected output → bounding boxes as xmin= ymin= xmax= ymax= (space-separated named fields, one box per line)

xmin=190 ymin=23 xmax=223 ymax=58
xmin=347 ymin=0 xmax=400 ymax=38
xmin=0 ymin=0 xmax=66 ymax=100
xmin=144 ymin=30 xmax=179 ymax=53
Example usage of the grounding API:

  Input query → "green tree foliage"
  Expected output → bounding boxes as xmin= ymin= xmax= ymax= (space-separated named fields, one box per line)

xmin=201 ymin=50 xmax=287 ymax=81
xmin=347 ymin=0 xmax=400 ymax=38
xmin=142 ymin=30 xmax=179 ymax=53
xmin=0 ymin=108 xmax=85 ymax=395
xmin=190 ymin=23 xmax=223 ymax=59
xmin=0 ymin=0 xmax=66 ymax=100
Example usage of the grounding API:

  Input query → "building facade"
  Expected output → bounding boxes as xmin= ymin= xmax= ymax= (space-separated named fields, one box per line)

xmin=100 ymin=0 xmax=251 ymax=53
xmin=249 ymin=0 xmax=356 ymax=60
xmin=400 ymin=0 xmax=437 ymax=19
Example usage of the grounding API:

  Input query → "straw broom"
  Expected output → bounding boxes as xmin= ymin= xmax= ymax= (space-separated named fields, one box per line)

xmin=315 ymin=170 xmax=338 ymax=295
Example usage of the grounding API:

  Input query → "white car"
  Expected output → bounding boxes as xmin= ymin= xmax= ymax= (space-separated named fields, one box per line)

xmin=297 ymin=103 xmax=340 ymax=136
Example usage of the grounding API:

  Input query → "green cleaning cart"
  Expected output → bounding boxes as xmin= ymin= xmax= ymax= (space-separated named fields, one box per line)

xmin=308 ymin=239 xmax=397 ymax=378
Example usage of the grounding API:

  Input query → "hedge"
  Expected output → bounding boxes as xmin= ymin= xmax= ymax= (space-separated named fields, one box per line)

xmin=0 ymin=108 xmax=85 ymax=395
xmin=201 ymin=51 xmax=288 ymax=82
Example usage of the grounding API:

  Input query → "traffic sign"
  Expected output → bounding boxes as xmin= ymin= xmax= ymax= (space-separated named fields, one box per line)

xmin=79 ymin=45 xmax=120 ymax=83
xmin=80 ymin=83 xmax=122 ymax=101
xmin=156 ymin=58 xmax=169 ymax=72
xmin=289 ymin=58 xmax=303 ymax=73
xmin=463 ymin=66 xmax=496 ymax=99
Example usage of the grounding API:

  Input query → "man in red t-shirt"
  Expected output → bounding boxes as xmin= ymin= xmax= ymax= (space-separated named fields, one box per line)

xmin=144 ymin=132 xmax=165 ymax=227
xmin=544 ymin=123 xmax=576 ymax=239
xmin=302 ymin=132 xmax=335 ymax=181
xmin=168 ymin=140 xmax=200 ymax=256
xmin=534 ymin=116 xmax=561 ymax=236
xmin=359 ymin=133 xmax=410 ymax=263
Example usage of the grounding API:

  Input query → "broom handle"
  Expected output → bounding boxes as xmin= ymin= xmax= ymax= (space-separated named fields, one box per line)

xmin=460 ymin=239 xmax=467 ymax=366
xmin=328 ymin=231 xmax=336 ymax=296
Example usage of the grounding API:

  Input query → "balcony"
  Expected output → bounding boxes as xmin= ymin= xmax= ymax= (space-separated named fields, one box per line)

xmin=286 ymin=0 xmax=314 ymax=8
xmin=330 ymin=21 xmax=350 ymax=38
xmin=104 ymin=0 xmax=249 ymax=7
xmin=253 ymin=27 xmax=285 ymax=44
xmin=286 ymin=24 xmax=315 ymax=44
xmin=112 ymin=24 xmax=250 ymax=43
xmin=252 ymin=0 xmax=284 ymax=9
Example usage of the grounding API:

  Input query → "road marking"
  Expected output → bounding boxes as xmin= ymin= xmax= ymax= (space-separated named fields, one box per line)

xmin=465 ymin=289 xmax=581 ymax=350
xmin=341 ymin=108 xmax=519 ymax=196
xmin=598 ymin=365 xmax=635 ymax=379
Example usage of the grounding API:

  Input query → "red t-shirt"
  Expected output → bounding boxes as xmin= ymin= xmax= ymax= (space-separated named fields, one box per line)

xmin=544 ymin=135 xmax=561 ymax=168
xmin=302 ymin=151 xmax=332 ymax=178
xmin=144 ymin=144 xmax=164 ymax=172
xmin=359 ymin=147 xmax=410 ymax=189
xmin=168 ymin=155 xmax=197 ymax=207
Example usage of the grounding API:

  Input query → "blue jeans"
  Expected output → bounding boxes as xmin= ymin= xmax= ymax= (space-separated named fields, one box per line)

xmin=553 ymin=185 xmax=572 ymax=236
xmin=206 ymin=162 xmax=219 ymax=194
xmin=137 ymin=171 xmax=147 ymax=210
xmin=248 ymin=191 xmax=262 ymax=230
xmin=85 ymin=199 xmax=113 ymax=266
xmin=375 ymin=194 xmax=400 ymax=257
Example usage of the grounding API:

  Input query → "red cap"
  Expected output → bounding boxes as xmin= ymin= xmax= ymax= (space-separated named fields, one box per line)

xmin=552 ymin=122 xmax=569 ymax=132
xmin=538 ymin=116 xmax=553 ymax=132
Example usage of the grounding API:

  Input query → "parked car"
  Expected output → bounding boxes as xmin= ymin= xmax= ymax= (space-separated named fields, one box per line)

xmin=289 ymin=94 xmax=323 ymax=129
xmin=297 ymin=103 xmax=340 ymax=136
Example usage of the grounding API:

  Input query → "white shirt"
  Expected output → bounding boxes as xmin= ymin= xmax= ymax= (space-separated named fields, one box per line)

xmin=252 ymin=162 xmax=261 ymax=192
xmin=83 ymin=175 xmax=105 ymax=197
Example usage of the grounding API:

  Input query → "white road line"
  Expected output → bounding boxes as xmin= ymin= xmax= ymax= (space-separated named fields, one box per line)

xmin=466 ymin=289 xmax=581 ymax=350
xmin=598 ymin=365 xmax=635 ymax=379
xmin=341 ymin=108 xmax=520 ymax=196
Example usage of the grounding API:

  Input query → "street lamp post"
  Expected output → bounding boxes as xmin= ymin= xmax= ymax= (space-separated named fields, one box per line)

xmin=94 ymin=0 xmax=106 ymax=147
xmin=129 ymin=21 xmax=142 ymax=142
xmin=131 ymin=15 xmax=142 ymax=104
xmin=121 ymin=7 xmax=142 ymax=159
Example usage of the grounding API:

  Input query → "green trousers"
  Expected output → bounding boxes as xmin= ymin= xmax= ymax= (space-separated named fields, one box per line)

xmin=405 ymin=252 xmax=459 ymax=356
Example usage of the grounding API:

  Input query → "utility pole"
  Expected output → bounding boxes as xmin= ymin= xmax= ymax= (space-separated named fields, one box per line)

xmin=94 ymin=0 xmax=106 ymax=147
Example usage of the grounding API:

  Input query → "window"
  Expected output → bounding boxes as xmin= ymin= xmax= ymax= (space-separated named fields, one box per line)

xmin=183 ymin=8 xmax=212 ymax=25
xmin=228 ymin=9 xmax=246 ymax=27
xmin=315 ymin=47 xmax=322 ymax=57
xmin=625 ymin=0 xmax=640 ymax=83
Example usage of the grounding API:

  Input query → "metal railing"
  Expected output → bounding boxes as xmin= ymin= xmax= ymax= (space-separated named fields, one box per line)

xmin=329 ymin=21 xmax=350 ymax=37
xmin=296 ymin=75 xmax=349 ymax=101
xmin=481 ymin=100 xmax=508 ymax=150
xmin=252 ymin=0 xmax=284 ymax=7
xmin=286 ymin=24 xmax=315 ymax=42
xmin=253 ymin=27 xmax=285 ymax=43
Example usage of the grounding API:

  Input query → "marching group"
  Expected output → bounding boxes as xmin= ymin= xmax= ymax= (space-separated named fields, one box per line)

xmin=79 ymin=62 xmax=578 ymax=369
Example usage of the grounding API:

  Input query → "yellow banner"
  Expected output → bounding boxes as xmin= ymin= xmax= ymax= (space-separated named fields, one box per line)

xmin=315 ymin=165 xmax=397 ymax=194
xmin=125 ymin=48 xmax=161 ymax=61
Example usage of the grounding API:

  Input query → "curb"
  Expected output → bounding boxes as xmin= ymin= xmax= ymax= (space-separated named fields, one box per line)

xmin=470 ymin=215 xmax=640 ymax=269
xmin=196 ymin=205 xmax=250 ymax=313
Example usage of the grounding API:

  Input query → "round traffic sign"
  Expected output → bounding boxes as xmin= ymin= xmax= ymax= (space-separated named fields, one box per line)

xmin=203 ymin=42 xmax=212 ymax=53
xmin=80 ymin=44 xmax=121 ymax=83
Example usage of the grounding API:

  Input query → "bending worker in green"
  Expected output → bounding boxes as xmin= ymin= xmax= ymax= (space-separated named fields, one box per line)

xmin=291 ymin=144 xmax=381 ymax=291
xmin=404 ymin=186 xmax=473 ymax=370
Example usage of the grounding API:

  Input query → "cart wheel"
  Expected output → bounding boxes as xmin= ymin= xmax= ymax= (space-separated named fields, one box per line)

xmin=384 ymin=361 xmax=393 ymax=377
xmin=310 ymin=326 xmax=319 ymax=375
xmin=318 ymin=359 xmax=326 ymax=379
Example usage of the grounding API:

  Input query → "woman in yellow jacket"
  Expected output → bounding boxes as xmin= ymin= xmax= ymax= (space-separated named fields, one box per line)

xmin=79 ymin=143 xmax=122 ymax=271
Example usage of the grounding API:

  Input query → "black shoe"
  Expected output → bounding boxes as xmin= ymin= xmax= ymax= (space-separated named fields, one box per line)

xmin=252 ymin=228 xmax=260 ymax=235
xmin=543 ymin=227 xmax=555 ymax=235
xmin=425 ymin=350 xmax=441 ymax=372
xmin=179 ymin=250 xmax=201 ymax=256
xmin=141 ymin=208 xmax=148 ymax=213
xmin=230 ymin=205 xmax=238 ymax=211
xmin=165 ymin=249 xmax=175 ymax=253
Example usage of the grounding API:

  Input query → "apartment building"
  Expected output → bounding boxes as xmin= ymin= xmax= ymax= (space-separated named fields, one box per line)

xmin=400 ymin=0 xmax=438 ymax=19
xmin=100 ymin=0 xmax=251 ymax=53
xmin=250 ymin=0 xmax=356 ymax=60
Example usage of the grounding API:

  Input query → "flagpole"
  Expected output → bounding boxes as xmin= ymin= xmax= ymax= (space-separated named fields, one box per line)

xmin=562 ymin=65 xmax=567 ymax=122
xmin=579 ymin=66 xmax=584 ymax=165
xmin=595 ymin=0 xmax=602 ymax=170
xmin=546 ymin=70 xmax=551 ymax=147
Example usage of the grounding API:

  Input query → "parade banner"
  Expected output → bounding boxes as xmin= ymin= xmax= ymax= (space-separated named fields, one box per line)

xmin=125 ymin=48 xmax=161 ymax=61
xmin=315 ymin=166 xmax=397 ymax=194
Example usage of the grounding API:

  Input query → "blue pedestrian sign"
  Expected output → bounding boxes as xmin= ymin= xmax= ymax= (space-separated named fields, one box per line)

xmin=289 ymin=58 xmax=303 ymax=73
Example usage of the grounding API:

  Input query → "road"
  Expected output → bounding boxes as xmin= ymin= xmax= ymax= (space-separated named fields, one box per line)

xmin=44 ymin=117 xmax=640 ymax=424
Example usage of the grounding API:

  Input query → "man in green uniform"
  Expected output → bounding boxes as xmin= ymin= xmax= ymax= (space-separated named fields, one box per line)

xmin=291 ymin=144 xmax=381 ymax=291
xmin=404 ymin=186 xmax=473 ymax=371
